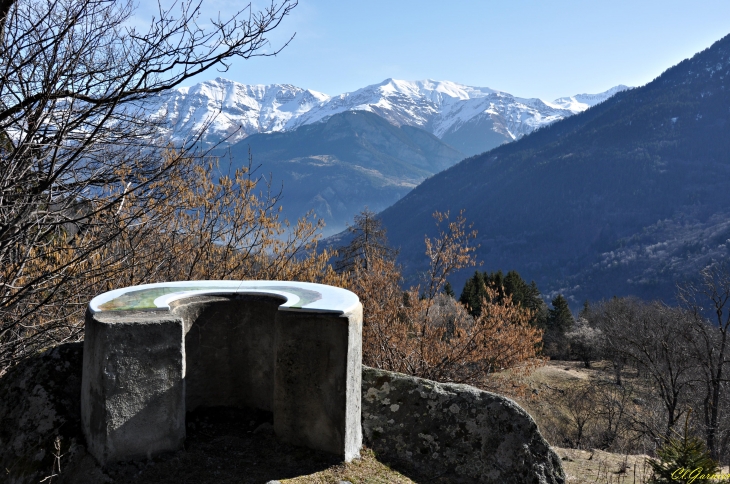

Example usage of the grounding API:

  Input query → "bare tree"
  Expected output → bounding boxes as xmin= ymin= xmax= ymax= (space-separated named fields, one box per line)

xmin=335 ymin=208 xmax=396 ymax=272
xmin=590 ymin=298 xmax=697 ymax=443
xmin=588 ymin=297 xmax=635 ymax=386
xmin=592 ymin=379 xmax=634 ymax=450
xmin=678 ymin=262 xmax=730 ymax=461
xmin=0 ymin=0 xmax=297 ymax=368
xmin=560 ymin=382 xmax=597 ymax=449
xmin=342 ymin=209 xmax=543 ymax=387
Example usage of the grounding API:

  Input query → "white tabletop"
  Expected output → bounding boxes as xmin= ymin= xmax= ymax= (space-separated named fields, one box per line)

xmin=89 ymin=280 xmax=360 ymax=315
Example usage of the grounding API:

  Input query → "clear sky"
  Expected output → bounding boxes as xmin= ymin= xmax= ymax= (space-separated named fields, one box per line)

xmin=146 ymin=0 xmax=730 ymax=100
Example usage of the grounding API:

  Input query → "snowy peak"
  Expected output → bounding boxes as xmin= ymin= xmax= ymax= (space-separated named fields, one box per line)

xmin=287 ymin=79 xmax=452 ymax=129
xmin=152 ymin=77 xmax=329 ymax=146
xmin=549 ymin=85 xmax=631 ymax=112
xmin=376 ymin=78 xmax=500 ymax=102
xmin=289 ymin=79 xmax=630 ymax=149
xmin=151 ymin=77 xmax=629 ymax=154
xmin=290 ymin=78 xmax=503 ymax=129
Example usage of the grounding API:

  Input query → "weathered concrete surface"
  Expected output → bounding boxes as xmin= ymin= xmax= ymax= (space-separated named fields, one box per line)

xmin=171 ymin=295 xmax=284 ymax=412
xmin=81 ymin=309 xmax=186 ymax=464
xmin=362 ymin=367 xmax=566 ymax=484
xmin=3 ymin=342 xmax=562 ymax=483
xmin=0 ymin=343 xmax=110 ymax=484
xmin=0 ymin=342 xmax=351 ymax=483
xmin=274 ymin=304 xmax=362 ymax=461
xmin=82 ymin=285 xmax=363 ymax=464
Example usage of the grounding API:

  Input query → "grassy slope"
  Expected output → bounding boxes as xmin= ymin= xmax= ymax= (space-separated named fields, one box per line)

xmin=503 ymin=360 xmax=654 ymax=484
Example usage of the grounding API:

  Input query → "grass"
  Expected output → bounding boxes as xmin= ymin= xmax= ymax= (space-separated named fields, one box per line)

xmin=493 ymin=360 xmax=659 ymax=484
xmin=554 ymin=447 xmax=653 ymax=484
xmin=280 ymin=448 xmax=415 ymax=484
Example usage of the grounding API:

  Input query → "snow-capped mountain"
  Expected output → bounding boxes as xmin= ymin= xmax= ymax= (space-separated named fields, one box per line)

xmin=549 ymin=84 xmax=631 ymax=112
xmin=151 ymin=77 xmax=629 ymax=155
xmin=151 ymin=78 xmax=329 ymax=147
xmin=289 ymin=79 xmax=627 ymax=136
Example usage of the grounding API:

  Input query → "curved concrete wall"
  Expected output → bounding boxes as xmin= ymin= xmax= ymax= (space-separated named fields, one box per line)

xmin=81 ymin=282 xmax=362 ymax=465
xmin=173 ymin=295 xmax=284 ymax=412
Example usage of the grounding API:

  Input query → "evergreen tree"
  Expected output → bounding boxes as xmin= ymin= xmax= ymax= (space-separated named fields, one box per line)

xmin=579 ymin=300 xmax=590 ymax=318
xmin=548 ymin=294 xmax=574 ymax=334
xmin=649 ymin=414 xmax=719 ymax=483
xmin=485 ymin=270 xmax=507 ymax=302
xmin=541 ymin=294 xmax=574 ymax=358
xmin=459 ymin=269 xmax=547 ymax=326
xmin=459 ymin=271 xmax=488 ymax=316
xmin=504 ymin=270 xmax=530 ymax=305
xmin=444 ymin=281 xmax=455 ymax=298
xmin=527 ymin=281 xmax=549 ymax=328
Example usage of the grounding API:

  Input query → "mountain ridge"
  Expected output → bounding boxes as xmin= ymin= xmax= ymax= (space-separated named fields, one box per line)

xmin=374 ymin=33 xmax=730 ymax=305
xmin=152 ymin=77 xmax=628 ymax=156
xmin=221 ymin=110 xmax=465 ymax=236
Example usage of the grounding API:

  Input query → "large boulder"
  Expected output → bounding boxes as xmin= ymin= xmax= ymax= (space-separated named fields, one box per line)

xmin=0 ymin=343 xmax=109 ymax=484
xmin=361 ymin=367 xmax=565 ymax=484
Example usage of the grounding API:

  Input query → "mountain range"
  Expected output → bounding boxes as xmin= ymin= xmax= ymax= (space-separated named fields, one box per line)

xmin=153 ymin=78 xmax=628 ymax=156
xmin=177 ymin=79 xmax=628 ymax=234
xmin=148 ymin=34 xmax=730 ymax=306
xmin=219 ymin=111 xmax=464 ymax=235
xmin=375 ymin=34 xmax=730 ymax=306
xmin=154 ymin=78 xmax=628 ymax=235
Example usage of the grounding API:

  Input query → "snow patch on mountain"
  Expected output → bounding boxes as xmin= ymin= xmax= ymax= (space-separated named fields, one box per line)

xmin=549 ymin=84 xmax=631 ymax=112
xmin=151 ymin=77 xmax=329 ymax=146
xmin=150 ymin=77 xmax=629 ymax=148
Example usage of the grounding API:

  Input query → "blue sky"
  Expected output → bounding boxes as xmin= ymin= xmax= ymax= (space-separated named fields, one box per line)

xmin=147 ymin=0 xmax=730 ymax=100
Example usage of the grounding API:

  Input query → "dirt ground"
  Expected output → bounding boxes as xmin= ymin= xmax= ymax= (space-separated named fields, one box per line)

xmin=553 ymin=447 xmax=653 ymax=484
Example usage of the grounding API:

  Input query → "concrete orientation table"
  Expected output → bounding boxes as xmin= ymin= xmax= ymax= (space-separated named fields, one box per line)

xmin=81 ymin=281 xmax=363 ymax=464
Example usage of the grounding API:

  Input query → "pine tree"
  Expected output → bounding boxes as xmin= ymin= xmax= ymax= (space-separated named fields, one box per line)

xmin=504 ymin=270 xmax=530 ymax=305
xmin=486 ymin=270 xmax=507 ymax=302
xmin=444 ymin=281 xmax=456 ymax=298
xmin=459 ymin=271 xmax=488 ymax=316
xmin=527 ymin=281 xmax=549 ymax=328
xmin=649 ymin=413 xmax=719 ymax=483
xmin=459 ymin=269 xmax=547 ymax=326
xmin=548 ymin=295 xmax=574 ymax=334
xmin=579 ymin=300 xmax=590 ymax=318
xmin=543 ymin=294 xmax=575 ymax=358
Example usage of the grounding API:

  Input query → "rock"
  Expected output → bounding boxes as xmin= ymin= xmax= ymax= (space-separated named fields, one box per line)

xmin=361 ymin=367 xmax=566 ymax=484
xmin=0 ymin=343 xmax=110 ymax=484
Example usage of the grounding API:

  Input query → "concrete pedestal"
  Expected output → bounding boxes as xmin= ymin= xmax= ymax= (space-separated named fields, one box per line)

xmin=81 ymin=281 xmax=362 ymax=465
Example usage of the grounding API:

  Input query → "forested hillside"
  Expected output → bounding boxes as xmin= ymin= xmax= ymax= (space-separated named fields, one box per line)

xmin=223 ymin=110 xmax=465 ymax=235
xmin=379 ymin=34 xmax=730 ymax=305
